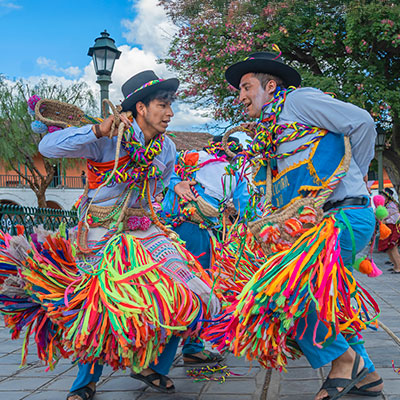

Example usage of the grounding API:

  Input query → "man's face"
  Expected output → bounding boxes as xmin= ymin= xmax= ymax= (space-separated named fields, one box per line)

xmin=239 ymin=73 xmax=273 ymax=118
xmin=140 ymin=98 xmax=174 ymax=139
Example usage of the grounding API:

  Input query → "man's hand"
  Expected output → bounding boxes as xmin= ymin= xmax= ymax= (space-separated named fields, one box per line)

xmin=174 ymin=180 xmax=197 ymax=201
xmin=93 ymin=114 xmax=132 ymax=138
xmin=241 ymin=122 xmax=257 ymax=139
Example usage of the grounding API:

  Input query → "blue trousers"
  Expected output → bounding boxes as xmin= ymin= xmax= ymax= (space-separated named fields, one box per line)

xmin=70 ymin=335 xmax=180 ymax=392
xmin=295 ymin=204 xmax=376 ymax=372
xmin=174 ymin=222 xmax=212 ymax=355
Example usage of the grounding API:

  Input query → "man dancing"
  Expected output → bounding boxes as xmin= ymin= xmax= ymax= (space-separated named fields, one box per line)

xmin=224 ymin=52 xmax=383 ymax=399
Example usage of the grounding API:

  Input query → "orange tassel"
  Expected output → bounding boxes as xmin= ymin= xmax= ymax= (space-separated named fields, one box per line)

xmin=359 ymin=259 xmax=373 ymax=275
xmin=380 ymin=222 xmax=392 ymax=240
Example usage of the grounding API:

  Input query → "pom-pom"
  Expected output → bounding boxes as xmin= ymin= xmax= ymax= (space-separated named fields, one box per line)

xmin=27 ymin=95 xmax=41 ymax=111
xmin=379 ymin=222 xmax=392 ymax=240
xmin=375 ymin=205 xmax=388 ymax=220
xmin=368 ymin=259 xmax=383 ymax=278
xmin=48 ymin=126 xmax=62 ymax=133
xmin=260 ymin=223 xmax=281 ymax=243
xmin=297 ymin=206 xmax=317 ymax=224
xmin=284 ymin=218 xmax=303 ymax=237
xmin=127 ymin=216 xmax=141 ymax=231
xmin=140 ymin=216 xmax=152 ymax=231
xmin=359 ymin=259 xmax=373 ymax=275
xmin=353 ymin=256 xmax=365 ymax=271
xmin=31 ymin=120 xmax=48 ymax=134
xmin=373 ymin=195 xmax=385 ymax=208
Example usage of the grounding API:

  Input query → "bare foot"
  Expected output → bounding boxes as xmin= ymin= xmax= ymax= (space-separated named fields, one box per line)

xmin=137 ymin=367 xmax=174 ymax=389
xmin=353 ymin=370 xmax=383 ymax=394
xmin=67 ymin=381 xmax=96 ymax=400
xmin=315 ymin=349 xmax=365 ymax=400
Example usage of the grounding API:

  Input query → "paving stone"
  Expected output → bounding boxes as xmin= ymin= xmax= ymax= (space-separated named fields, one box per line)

xmin=40 ymin=376 xmax=76 ymax=390
xmin=279 ymin=379 xmax=321 ymax=395
xmin=0 ymin=391 xmax=30 ymax=400
xmin=281 ymin=367 xmax=320 ymax=380
xmin=93 ymin=391 xmax=143 ymax=400
xmin=381 ymin=378 xmax=400 ymax=395
xmin=169 ymin=378 xmax=206 ymax=393
xmin=16 ymin=363 xmax=74 ymax=377
xmin=0 ymin=377 xmax=51 ymax=391
xmin=98 ymin=376 xmax=147 ymax=391
xmin=201 ymin=395 xmax=253 ymax=400
xmin=280 ymin=396 xmax=319 ymax=400
xmin=205 ymin=379 xmax=256 ymax=394
xmin=0 ymin=364 xmax=27 ymax=376
xmin=341 ymin=396 xmax=384 ymax=400
xmin=139 ymin=394 xmax=197 ymax=400
xmin=375 ymin=367 xmax=400 ymax=379
xmin=285 ymin=357 xmax=311 ymax=368
xmin=25 ymin=391 xmax=71 ymax=400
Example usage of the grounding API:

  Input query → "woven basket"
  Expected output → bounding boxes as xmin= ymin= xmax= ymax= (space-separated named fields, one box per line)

xmin=88 ymin=204 xmax=149 ymax=230
xmin=248 ymin=197 xmax=324 ymax=254
xmin=35 ymin=99 xmax=84 ymax=128
xmin=185 ymin=196 xmax=220 ymax=225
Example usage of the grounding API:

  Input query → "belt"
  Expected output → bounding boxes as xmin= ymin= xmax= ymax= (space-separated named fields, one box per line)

xmin=323 ymin=196 xmax=368 ymax=212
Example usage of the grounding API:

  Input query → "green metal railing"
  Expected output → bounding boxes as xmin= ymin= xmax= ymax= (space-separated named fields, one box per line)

xmin=0 ymin=205 xmax=78 ymax=237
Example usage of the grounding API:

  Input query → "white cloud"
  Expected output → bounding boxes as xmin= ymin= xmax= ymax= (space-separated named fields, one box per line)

xmin=36 ymin=57 xmax=81 ymax=78
xmin=24 ymin=0 xmax=213 ymax=132
xmin=122 ymin=0 xmax=176 ymax=57
xmin=0 ymin=1 xmax=21 ymax=9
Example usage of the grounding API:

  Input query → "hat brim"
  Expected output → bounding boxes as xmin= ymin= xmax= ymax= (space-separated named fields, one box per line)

xmin=121 ymin=78 xmax=179 ymax=112
xmin=225 ymin=59 xmax=301 ymax=89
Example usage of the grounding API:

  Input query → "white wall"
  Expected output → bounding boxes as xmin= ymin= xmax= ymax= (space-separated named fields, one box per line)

xmin=0 ymin=187 xmax=83 ymax=210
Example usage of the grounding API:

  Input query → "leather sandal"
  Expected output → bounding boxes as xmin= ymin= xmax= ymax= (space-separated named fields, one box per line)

xmin=130 ymin=371 xmax=175 ymax=393
xmin=319 ymin=353 xmax=368 ymax=400
xmin=183 ymin=350 xmax=223 ymax=365
xmin=66 ymin=385 xmax=95 ymax=400
xmin=348 ymin=378 xmax=383 ymax=397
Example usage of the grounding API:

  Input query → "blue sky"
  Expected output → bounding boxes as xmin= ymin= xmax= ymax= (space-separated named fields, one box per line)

xmin=0 ymin=0 xmax=222 ymax=132
xmin=1 ymin=0 xmax=135 ymax=79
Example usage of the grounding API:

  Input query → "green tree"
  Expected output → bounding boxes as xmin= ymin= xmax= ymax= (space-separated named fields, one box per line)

xmin=160 ymin=0 xmax=400 ymax=190
xmin=0 ymin=77 xmax=95 ymax=207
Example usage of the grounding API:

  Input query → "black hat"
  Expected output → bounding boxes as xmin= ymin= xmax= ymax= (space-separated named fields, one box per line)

xmin=225 ymin=52 xmax=301 ymax=89
xmin=120 ymin=70 xmax=179 ymax=112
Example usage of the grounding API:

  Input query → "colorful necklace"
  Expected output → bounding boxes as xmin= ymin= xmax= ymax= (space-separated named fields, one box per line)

xmin=87 ymin=124 xmax=165 ymax=198
xmin=246 ymin=87 xmax=328 ymax=163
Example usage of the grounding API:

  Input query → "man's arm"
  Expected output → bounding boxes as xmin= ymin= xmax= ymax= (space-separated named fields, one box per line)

xmin=38 ymin=115 xmax=131 ymax=159
xmin=289 ymin=88 xmax=377 ymax=176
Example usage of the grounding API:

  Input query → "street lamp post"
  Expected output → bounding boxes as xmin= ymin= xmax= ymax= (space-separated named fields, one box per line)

xmin=88 ymin=30 xmax=121 ymax=112
xmin=376 ymin=128 xmax=386 ymax=192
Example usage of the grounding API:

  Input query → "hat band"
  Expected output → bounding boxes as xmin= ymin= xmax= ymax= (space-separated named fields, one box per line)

xmin=125 ymin=79 xmax=165 ymax=100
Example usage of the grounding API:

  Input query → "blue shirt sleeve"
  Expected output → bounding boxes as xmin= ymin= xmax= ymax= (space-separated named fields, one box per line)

xmin=38 ymin=125 xmax=101 ymax=160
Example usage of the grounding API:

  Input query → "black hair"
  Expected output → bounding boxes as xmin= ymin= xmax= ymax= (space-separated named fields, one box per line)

xmin=253 ymin=72 xmax=287 ymax=89
xmin=131 ymin=90 xmax=177 ymax=118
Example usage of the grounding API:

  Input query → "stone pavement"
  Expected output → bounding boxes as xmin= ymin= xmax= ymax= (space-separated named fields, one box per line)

xmin=265 ymin=250 xmax=400 ymax=400
xmin=0 ymin=323 xmax=268 ymax=399
xmin=0 ymin=250 xmax=399 ymax=399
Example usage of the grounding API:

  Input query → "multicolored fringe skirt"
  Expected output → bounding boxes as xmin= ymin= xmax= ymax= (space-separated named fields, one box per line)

xmin=200 ymin=216 xmax=380 ymax=370
xmin=0 ymin=226 xmax=216 ymax=372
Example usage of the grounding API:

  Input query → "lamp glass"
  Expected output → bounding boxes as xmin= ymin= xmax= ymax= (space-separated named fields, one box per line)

xmin=92 ymin=48 xmax=118 ymax=76
xmin=376 ymin=129 xmax=386 ymax=147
